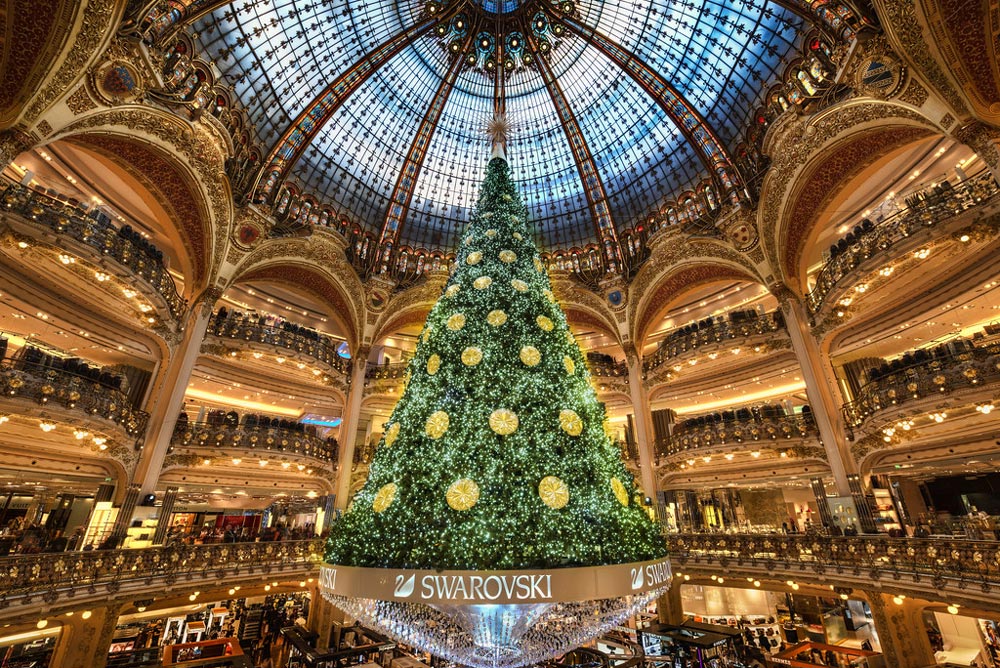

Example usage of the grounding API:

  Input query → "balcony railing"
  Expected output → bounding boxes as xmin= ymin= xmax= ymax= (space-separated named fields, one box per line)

xmin=0 ymin=539 xmax=323 ymax=613
xmin=644 ymin=311 xmax=785 ymax=373
xmin=667 ymin=533 xmax=1000 ymax=595
xmin=171 ymin=421 xmax=338 ymax=464
xmin=806 ymin=171 xmax=1000 ymax=313
xmin=0 ymin=359 xmax=148 ymax=437
xmin=208 ymin=314 xmax=349 ymax=375
xmin=365 ymin=361 xmax=409 ymax=381
xmin=1 ymin=183 xmax=187 ymax=320
xmin=842 ymin=342 xmax=1000 ymax=433
xmin=658 ymin=412 xmax=817 ymax=458
xmin=587 ymin=357 xmax=628 ymax=378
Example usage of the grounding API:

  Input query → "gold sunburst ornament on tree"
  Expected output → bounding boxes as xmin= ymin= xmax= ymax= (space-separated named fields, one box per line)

xmin=538 ymin=476 xmax=569 ymax=509
xmin=446 ymin=478 xmax=480 ymax=511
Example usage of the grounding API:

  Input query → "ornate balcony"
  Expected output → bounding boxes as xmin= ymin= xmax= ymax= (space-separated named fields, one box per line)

xmin=644 ymin=311 xmax=786 ymax=375
xmin=657 ymin=412 xmax=820 ymax=461
xmin=170 ymin=420 xmax=338 ymax=467
xmin=207 ymin=313 xmax=350 ymax=376
xmin=0 ymin=358 xmax=148 ymax=437
xmin=0 ymin=183 xmax=187 ymax=321
xmin=806 ymin=171 xmax=999 ymax=314
xmin=841 ymin=341 xmax=1000 ymax=435
xmin=0 ymin=539 xmax=323 ymax=621
xmin=667 ymin=533 xmax=1000 ymax=606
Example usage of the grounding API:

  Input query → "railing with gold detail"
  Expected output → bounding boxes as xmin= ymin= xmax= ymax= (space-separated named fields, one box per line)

xmin=171 ymin=421 xmax=338 ymax=466
xmin=1 ymin=183 xmax=187 ymax=320
xmin=208 ymin=312 xmax=350 ymax=375
xmin=658 ymin=412 xmax=818 ymax=459
xmin=644 ymin=311 xmax=786 ymax=374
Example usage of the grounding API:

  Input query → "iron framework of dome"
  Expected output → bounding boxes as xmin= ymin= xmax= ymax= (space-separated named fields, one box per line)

xmin=183 ymin=0 xmax=818 ymax=252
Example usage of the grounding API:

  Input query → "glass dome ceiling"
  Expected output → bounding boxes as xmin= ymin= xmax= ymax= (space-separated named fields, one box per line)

xmin=192 ymin=0 xmax=807 ymax=251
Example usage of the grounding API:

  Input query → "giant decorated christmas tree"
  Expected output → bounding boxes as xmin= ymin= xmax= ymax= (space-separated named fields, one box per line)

xmin=321 ymin=155 xmax=669 ymax=668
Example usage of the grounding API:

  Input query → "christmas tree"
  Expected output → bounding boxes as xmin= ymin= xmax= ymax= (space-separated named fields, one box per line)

xmin=325 ymin=156 xmax=665 ymax=571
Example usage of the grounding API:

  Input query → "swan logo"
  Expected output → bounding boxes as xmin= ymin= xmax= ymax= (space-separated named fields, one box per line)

xmin=630 ymin=566 xmax=644 ymax=590
xmin=394 ymin=574 xmax=416 ymax=598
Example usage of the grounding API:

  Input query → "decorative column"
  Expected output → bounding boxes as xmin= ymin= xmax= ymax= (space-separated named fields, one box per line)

xmin=151 ymin=485 xmax=179 ymax=545
xmin=954 ymin=121 xmax=1000 ymax=186
xmin=109 ymin=483 xmax=141 ymax=541
xmin=334 ymin=347 xmax=369 ymax=510
xmin=0 ymin=127 xmax=35 ymax=170
xmin=132 ymin=289 xmax=220 ymax=497
xmin=50 ymin=600 xmax=126 ymax=668
xmin=625 ymin=346 xmax=658 ymax=501
xmin=866 ymin=593 xmax=937 ymax=668
xmin=778 ymin=292 xmax=855 ymax=496
xmin=656 ymin=583 xmax=684 ymax=625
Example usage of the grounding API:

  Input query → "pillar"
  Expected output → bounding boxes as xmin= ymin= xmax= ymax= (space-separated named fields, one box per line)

xmin=954 ymin=121 xmax=1000 ymax=186
xmin=307 ymin=587 xmax=346 ymax=649
xmin=625 ymin=346 xmax=658 ymax=501
xmin=866 ymin=593 xmax=937 ymax=668
xmin=151 ymin=485 xmax=179 ymax=545
xmin=334 ymin=347 xmax=369 ymax=510
xmin=50 ymin=601 xmax=125 ymax=668
xmin=109 ymin=483 xmax=141 ymax=542
xmin=779 ymin=295 xmax=855 ymax=496
xmin=0 ymin=127 xmax=35 ymax=171
xmin=656 ymin=582 xmax=684 ymax=625
xmin=132 ymin=290 xmax=219 ymax=497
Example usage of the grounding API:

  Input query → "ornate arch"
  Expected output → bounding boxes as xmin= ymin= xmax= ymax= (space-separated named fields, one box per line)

xmin=47 ymin=106 xmax=233 ymax=289
xmin=758 ymin=100 xmax=940 ymax=290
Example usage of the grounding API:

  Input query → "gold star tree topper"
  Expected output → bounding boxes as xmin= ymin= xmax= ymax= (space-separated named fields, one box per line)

xmin=486 ymin=112 xmax=512 ymax=159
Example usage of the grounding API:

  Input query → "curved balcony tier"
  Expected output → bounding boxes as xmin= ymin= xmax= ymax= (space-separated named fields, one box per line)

xmin=645 ymin=311 xmax=786 ymax=376
xmin=0 ymin=359 xmax=148 ymax=437
xmin=842 ymin=341 xmax=1000 ymax=435
xmin=668 ymin=533 xmax=1000 ymax=609
xmin=170 ymin=421 xmax=338 ymax=469
xmin=207 ymin=314 xmax=349 ymax=377
xmin=807 ymin=171 xmax=1000 ymax=315
xmin=0 ymin=539 xmax=322 ymax=623
xmin=1 ymin=184 xmax=186 ymax=321
xmin=657 ymin=413 xmax=821 ymax=461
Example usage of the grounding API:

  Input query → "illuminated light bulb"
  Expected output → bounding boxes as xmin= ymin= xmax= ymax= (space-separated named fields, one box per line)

xmin=281 ymin=462 xmax=291 ymax=469
xmin=37 ymin=619 xmax=48 ymax=629
xmin=0 ymin=416 xmax=7 ymax=424
xmin=892 ymin=596 xmax=904 ymax=605
xmin=786 ymin=580 xmax=794 ymax=586
xmin=229 ymin=589 xmax=236 ymax=595
xmin=711 ymin=575 xmax=718 ymax=581
xmin=123 ymin=288 xmax=137 ymax=298
xmin=81 ymin=611 xmax=92 ymax=619
xmin=683 ymin=575 xmax=690 ymax=581
xmin=751 ymin=451 xmax=761 ymax=458
xmin=39 ymin=421 xmax=56 ymax=432
xmin=299 ymin=581 xmax=306 ymax=587
xmin=231 ymin=458 xmax=241 ymax=465
xmin=18 ymin=241 xmax=29 ymax=249
xmin=753 ymin=580 xmax=761 ymax=587
xmin=702 ymin=456 xmax=711 ymax=463
xmin=264 ymin=585 xmax=271 ymax=592
xmin=259 ymin=460 xmax=268 ymax=467
xmin=202 ymin=458 xmax=211 ymax=465
xmin=947 ymin=605 xmax=960 ymax=615
xmin=297 ymin=363 xmax=306 ymax=369
xmin=276 ymin=357 xmax=286 ymax=364
xmin=138 ymin=304 xmax=152 ymax=313
xmin=731 ymin=348 xmax=741 ymax=355
xmin=959 ymin=234 xmax=970 ymax=243
xmin=189 ymin=594 xmax=197 ymax=601
xmin=252 ymin=352 xmax=263 ymax=359
xmin=297 ymin=464 xmax=306 ymax=471
xmin=74 ymin=428 xmax=90 ymax=440
xmin=791 ymin=584 xmax=799 ymax=591
xmin=686 ymin=459 xmax=696 ymax=466
xmin=840 ymin=593 xmax=849 ymax=600
xmin=717 ymin=578 xmax=724 ymax=584
xmin=137 ymin=605 xmax=147 ymax=612
xmin=724 ymin=453 xmax=734 ymax=460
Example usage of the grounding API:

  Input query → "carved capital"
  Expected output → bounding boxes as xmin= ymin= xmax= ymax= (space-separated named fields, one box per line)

xmin=0 ymin=128 xmax=37 ymax=169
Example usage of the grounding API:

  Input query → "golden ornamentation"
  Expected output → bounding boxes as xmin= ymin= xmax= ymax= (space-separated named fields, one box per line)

xmin=487 ymin=309 xmax=508 ymax=326
xmin=462 ymin=346 xmax=483 ymax=366
xmin=372 ymin=483 xmax=397 ymax=513
xmin=520 ymin=346 xmax=541 ymax=367
xmin=511 ymin=279 xmax=528 ymax=292
xmin=447 ymin=313 xmax=466 ymax=331
xmin=538 ymin=476 xmax=569 ymax=509
xmin=611 ymin=477 xmax=629 ymax=506
xmin=513 ymin=232 xmax=523 ymax=240
xmin=543 ymin=289 xmax=555 ymax=303
xmin=427 ymin=354 xmax=441 ymax=375
xmin=422 ymin=328 xmax=432 ymax=342
xmin=536 ymin=315 xmax=554 ymax=331
xmin=534 ymin=257 xmax=544 ymax=272
xmin=466 ymin=251 xmax=482 ymax=265
xmin=384 ymin=423 xmax=400 ymax=447
xmin=446 ymin=284 xmax=460 ymax=298
xmin=564 ymin=356 xmax=576 ymax=375
xmin=499 ymin=250 xmax=517 ymax=264
xmin=486 ymin=229 xmax=497 ymax=237
xmin=559 ymin=409 xmax=583 ymax=436
xmin=489 ymin=409 xmax=519 ymax=435
xmin=425 ymin=411 xmax=450 ymax=439
xmin=473 ymin=276 xmax=493 ymax=290
xmin=446 ymin=478 xmax=480 ymax=511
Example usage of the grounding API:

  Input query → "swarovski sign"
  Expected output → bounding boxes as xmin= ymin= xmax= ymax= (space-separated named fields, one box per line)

xmin=319 ymin=557 xmax=671 ymax=605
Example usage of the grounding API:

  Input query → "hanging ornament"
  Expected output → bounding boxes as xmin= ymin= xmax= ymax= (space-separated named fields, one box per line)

xmin=426 ymin=411 xmax=450 ymax=439
xmin=486 ymin=229 xmax=497 ymax=237
xmin=423 ymin=328 xmax=432 ymax=342
xmin=538 ymin=476 xmax=569 ymax=509
xmin=559 ymin=409 xmax=583 ymax=436
xmin=511 ymin=279 xmax=528 ymax=292
xmin=473 ymin=276 xmax=493 ymax=290
xmin=503 ymin=194 xmax=513 ymax=202
xmin=513 ymin=232 xmax=523 ymax=240
xmin=520 ymin=346 xmax=541 ymax=367
xmin=499 ymin=250 xmax=517 ymax=264
xmin=467 ymin=252 xmax=483 ymax=266
xmin=489 ymin=408 xmax=519 ymax=435
xmin=462 ymin=346 xmax=483 ymax=366
xmin=564 ymin=356 xmax=576 ymax=375
xmin=446 ymin=284 xmax=461 ymax=298
xmin=611 ymin=477 xmax=629 ymax=506
xmin=384 ymin=422 xmax=400 ymax=447
xmin=487 ymin=309 xmax=508 ymax=326
xmin=427 ymin=354 xmax=441 ymax=375
xmin=543 ymin=289 xmax=555 ymax=303
xmin=446 ymin=478 xmax=480 ymax=511
xmin=565 ymin=331 xmax=575 ymax=344
xmin=536 ymin=315 xmax=554 ymax=331
xmin=534 ymin=257 xmax=544 ymax=272
xmin=447 ymin=313 xmax=466 ymax=331
xmin=372 ymin=483 xmax=397 ymax=513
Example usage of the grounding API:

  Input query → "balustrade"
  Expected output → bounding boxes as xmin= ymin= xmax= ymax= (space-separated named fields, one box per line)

xmin=658 ymin=412 xmax=817 ymax=458
xmin=1 ymin=183 xmax=186 ymax=320
xmin=208 ymin=312 xmax=349 ymax=375
xmin=668 ymin=533 xmax=1000 ymax=594
xmin=807 ymin=171 xmax=999 ymax=313
xmin=0 ymin=539 xmax=322 ymax=609
xmin=366 ymin=361 xmax=409 ymax=381
xmin=171 ymin=420 xmax=338 ymax=464
xmin=644 ymin=311 xmax=785 ymax=373
xmin=842 ymin=341 xmax=1000 ymax=432
xmin=0 ymin=358 xmax=148 ymax=436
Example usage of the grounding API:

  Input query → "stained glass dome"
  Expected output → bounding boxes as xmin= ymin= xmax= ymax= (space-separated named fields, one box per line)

xmin=191 ymin=0 xmax=809 ymax=250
